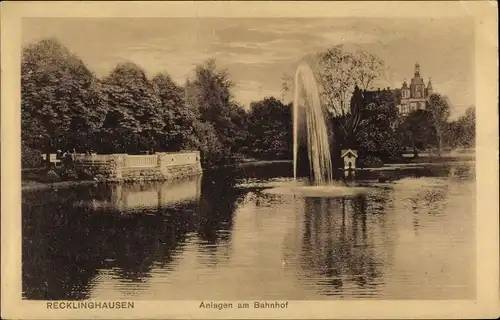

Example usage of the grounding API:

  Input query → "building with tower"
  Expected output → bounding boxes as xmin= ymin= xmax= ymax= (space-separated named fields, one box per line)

xmin=399 ymin=62 xmax=433 ymax=115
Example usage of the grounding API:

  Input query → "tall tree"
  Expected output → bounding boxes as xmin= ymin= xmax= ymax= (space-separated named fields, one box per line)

xmin=316 ymin=46 xmax=385 ymax=116
xmin=188 ymin=59 xmax=233 ymax=124
xmin=21 ymin=38 xmax=106 ymax=158
xmin=223 ymin=102 xmax=249 ymax=155
xmin=247 ymin=97 xmax=292 ymax=160
xmin=444 ymin=106 xmax=475 ymax=149
xmin=152 ymin=72 xmax=197 ymax=151
xmin=457 ymin=106 xmax=475 ymax=148
xmin=100 ymin=62 xmax=164 ymax=153
xmin=398 ymin=109 xmax=436 ymax=157
xmin=185 ymin=59 xmax=246 ymax=162
xmin=426 ymin=93 xmax=451 ymax=155
xmin=355 ymin=88 xmax=403 ymax=160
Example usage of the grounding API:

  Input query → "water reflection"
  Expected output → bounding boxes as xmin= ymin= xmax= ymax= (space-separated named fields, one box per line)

xmin=72 ymin=176 xmax=202 ymax=213
xmin=23 ymin=162 xmax=476 ymax=300
xmin=22 ymin=172 xmax=245 ymax=300
xmin=298 ymin=197 xmax=385 ymax=297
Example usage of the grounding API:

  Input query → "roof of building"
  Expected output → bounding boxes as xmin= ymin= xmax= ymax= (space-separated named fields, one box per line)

xmin=341 ymin=149 xmax=358 ymax=158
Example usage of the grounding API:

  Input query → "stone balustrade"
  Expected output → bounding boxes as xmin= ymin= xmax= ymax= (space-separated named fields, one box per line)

xmin=74 ymin=151 xmax=202 ymax=182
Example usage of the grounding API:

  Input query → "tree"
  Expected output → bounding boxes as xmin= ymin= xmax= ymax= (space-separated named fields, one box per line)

xmin=443 ymin=121 xmax=461 ymax=149
xmin=223 ymin=102 xmax=250 ymax=155
xmin=185 ymin=58 xmax=247 ymax=163
xmin=316 ymin=46 xmax=385 ymax=116
xmin=457 ymin=106 xmax=475 ymax=148
xmin=426 ymin=93 xmax=451 ymax=155
xmin=398 ymin=109 xmax=436 ymax=157
xmin=188 ymin=58 xmax=233 ymax=123
xmin=335 ymin=85 xmax=364 ymax=148
xmin=99 ymin=62 xmax=164 ymax=153
xmin=181 ymin=120 xmax=226 ymax=166
xmin=21 ymin=38 xmax=106 ymax=160
xmin=444 ymin=106 xmax=475 ymax=149
xmin=152 ymin=72 xmax=197 ymax=151
xmin=247 ymin=97 xmax=292 ymax=160
xmin=355 ymin=88 xmax=403 ymax=161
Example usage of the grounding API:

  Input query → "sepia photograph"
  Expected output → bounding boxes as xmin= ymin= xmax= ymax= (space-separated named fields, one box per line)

xmin=1 ymin=1 xmax=498 ymax=319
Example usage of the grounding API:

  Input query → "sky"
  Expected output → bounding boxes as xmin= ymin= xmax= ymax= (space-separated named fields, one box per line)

xmin=22 ymin=17 xmax=475 ymax=119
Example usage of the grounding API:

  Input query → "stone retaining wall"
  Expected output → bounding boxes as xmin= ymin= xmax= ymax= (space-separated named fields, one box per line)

xmin=74 ymin=152 xmax=202 ymax=182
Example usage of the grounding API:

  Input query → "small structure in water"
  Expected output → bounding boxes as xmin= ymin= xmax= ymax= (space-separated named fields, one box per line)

xmin=341 ymin=149 xmax=358 ymax=172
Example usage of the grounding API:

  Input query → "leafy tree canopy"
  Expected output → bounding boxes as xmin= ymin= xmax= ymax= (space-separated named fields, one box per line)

xmin=398 ymin=109 xmax=437 ymax=153
xmin=247 ymin=97 xmax=292 ymax=159
xmin=21 ymin=38 xmax=106 ymax=152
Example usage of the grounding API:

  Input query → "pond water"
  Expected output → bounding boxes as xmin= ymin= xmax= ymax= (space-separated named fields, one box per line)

xmin=22 ymin=161 xmax=476 ymax=300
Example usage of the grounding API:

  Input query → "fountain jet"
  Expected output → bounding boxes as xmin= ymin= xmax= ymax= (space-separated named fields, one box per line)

xmin=293 ymin=61 xmax=333 ymax=185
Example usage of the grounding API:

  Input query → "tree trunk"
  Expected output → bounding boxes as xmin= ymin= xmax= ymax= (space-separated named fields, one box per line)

xmin=435 ymin=122 xmax=442 ymax=157
xmin=437 ymin=132 xmax=442 ymax=157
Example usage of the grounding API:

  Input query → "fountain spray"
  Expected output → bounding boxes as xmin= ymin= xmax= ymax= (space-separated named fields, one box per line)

xmin=292 ymin=61 xmax=333 ymax=185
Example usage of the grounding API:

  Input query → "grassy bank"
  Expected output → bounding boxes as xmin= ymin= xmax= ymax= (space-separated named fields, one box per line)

xmin=22 ymin=166 xmax=101 ymax=191
xmin=405 ymin=155 xmax=475 ymax=164
xmin=22 ymin=179 xmax=99 ymax=191
xmin=358 ymin=161 xmax=475 ymax=172
xmin=215 ymin=159 xmax=292 ymax=169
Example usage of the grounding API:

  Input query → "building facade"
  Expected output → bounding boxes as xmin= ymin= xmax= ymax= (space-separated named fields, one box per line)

xmin=399 ymin=63 xmax=433 ymax=115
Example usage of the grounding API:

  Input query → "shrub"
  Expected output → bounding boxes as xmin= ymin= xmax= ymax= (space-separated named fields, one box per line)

xmin=358 ymin=156 xmax=384 ymax=168
xmin=58 ymin=168 xmax=79 ymax=181
xmin=22 ymin=146 xmax=43 ymax=168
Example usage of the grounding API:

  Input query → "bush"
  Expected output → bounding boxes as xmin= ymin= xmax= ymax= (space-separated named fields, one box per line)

xmin=22 ymin=146 xmax=43 ymax=168
xmin=358 ymin=156 xmax=384 ymax=168
xmin=58 ymin=168 xmax=79 ymax=181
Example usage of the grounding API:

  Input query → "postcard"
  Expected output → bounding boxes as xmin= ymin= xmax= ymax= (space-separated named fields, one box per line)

xmin=1 ymin=1 xmax=498 ymax=319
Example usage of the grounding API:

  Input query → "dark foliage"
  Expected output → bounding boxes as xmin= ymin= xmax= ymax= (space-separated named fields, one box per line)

xmin=246 ymin=97 xmax=293 ymax=160
xmin=22 ymin=145 xmax=44 ymax=168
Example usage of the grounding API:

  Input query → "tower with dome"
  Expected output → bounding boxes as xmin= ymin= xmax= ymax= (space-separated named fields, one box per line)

xmin=399 ymin=62 xmax=433 ymax=115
